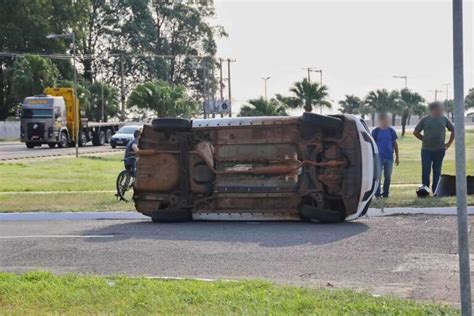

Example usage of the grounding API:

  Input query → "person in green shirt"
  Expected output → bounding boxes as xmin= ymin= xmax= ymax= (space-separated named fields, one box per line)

xmin=413 ymin=102 xmax=455 ymax=194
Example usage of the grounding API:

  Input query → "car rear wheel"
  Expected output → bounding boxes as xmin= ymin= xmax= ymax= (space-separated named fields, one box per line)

xmin=25 ymin=142 xmax=35 ymax=149
xmin=300 ymin=113 xmax=343 ymax=137
xmin=47 ymin=143 xmax=56 ymax=148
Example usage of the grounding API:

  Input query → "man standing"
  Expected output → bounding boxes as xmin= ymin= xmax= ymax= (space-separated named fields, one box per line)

xmin=372 ymin=113 xmax=399 ymax=198
xmin=413 ymin=102 xmax=455 ymax=194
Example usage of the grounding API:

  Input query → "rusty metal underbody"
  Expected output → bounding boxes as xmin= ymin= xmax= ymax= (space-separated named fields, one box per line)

xmin=133 ymin=116 xmax=361 ymax=220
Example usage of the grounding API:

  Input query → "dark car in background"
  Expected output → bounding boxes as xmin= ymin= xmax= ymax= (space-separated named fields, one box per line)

xmin=110 ymin=125 xmax=142 ymax=148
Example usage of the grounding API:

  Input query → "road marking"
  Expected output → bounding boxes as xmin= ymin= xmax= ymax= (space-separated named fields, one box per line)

xmin=0 ymin=235 xmax=114 ymax=239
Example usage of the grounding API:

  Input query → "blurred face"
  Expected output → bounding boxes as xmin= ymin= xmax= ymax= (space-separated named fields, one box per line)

xmin=430 ymin=104 xmax=444 ymax=117
xmin=378 ymin=116 xmax=390 ymax=128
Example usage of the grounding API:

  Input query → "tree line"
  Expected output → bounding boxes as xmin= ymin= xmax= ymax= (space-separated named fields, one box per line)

xmin=239 ymin=79 xmax=474 ymax=136
xmin=0 ymin=0 xmax=225 ymax=121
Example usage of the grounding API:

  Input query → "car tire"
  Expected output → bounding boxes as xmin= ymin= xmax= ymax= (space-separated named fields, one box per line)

xmin=25 ymin=142 xmax=35 ymax=149
xmin=300 ymin=112 xmax=343 ymax=131
xmin=151 ymin=209 xmax=191 ymax=223
xmin=301 ymin=204 xmax=345 ymax=223
xmin=151 ymin=118 xmax=191 ymax=132
xmin=47 ymin=143 xmax=56 ymax=149
xmin=58 ymin=132 xmax=68 ymax=148
xmin=111 ymin=143 xmax=117 ymax=149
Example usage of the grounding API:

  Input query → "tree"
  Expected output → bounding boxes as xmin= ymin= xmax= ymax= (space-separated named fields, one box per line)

xmin=239 ymin=97 xmax=288 ymax=117
xmin=364 ymin=89 xmax=400 ymax=125
xmin=87 ymin=81 xmax=119 ymax=121
xmin=10 ymin=55 xmax=60 ymax=101
xmin=0 ymin=0 xmax=82 ymax=119
xmin=399 ymin=89 xmax=425 ymax=136
xmin=289 ymin=79 xmax=331 ymax=112
xmin=338 ymin=95 xmax=362 ymax=115
xmin=127 ymin=80 xmax=198 ymax=118
xmin=465 ymin=88 xmax=474 ymax=109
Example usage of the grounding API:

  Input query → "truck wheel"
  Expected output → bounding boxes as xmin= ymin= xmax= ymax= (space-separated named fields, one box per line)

xmin=26 ymin=142 xmax=35 ymax=149
xmin=48 ymin=143 xmax=56 ymax=149
xmin=78 ymin=132 xmax=87 ymax=147
xmin=92 ymin=130 xmax=106 ymax=146
xmin=301 ymin=204 xmax=345 ymax=223
xmin=151 ymin=209 xmax=191 ymax=223
xmin=151 ymin=118 xmax=191 ymax=132
xmin=105 ymin=129 xmax=113 ymax=143
xmin=58 ymin=132 xmax=68 ymax=148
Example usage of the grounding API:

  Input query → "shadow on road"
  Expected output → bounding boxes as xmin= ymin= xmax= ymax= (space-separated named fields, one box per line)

xmin=83 ymin=221 xmax=369 ymax=247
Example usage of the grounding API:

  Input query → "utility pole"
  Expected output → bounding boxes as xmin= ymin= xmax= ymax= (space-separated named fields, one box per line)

xmin=444 ymin=83 xmax=451 ymax=101
xmin=453 ymin=0 xmax=472 ymax=314
xmin=429 ymin=89 xmax=443 ymax=101
xmin=227 ymin=58 xmax=235 ymax=117
xmin=393 ymin=75 xmax=408 ymax=88
xmin=120 ymin=55 xmax=125 ymax=121
xmin=219 ymin=58 xmax=224 ymax=100
xmin=303 ymin=67 xmax=322 ymax=84
xmin=261 ymin=76 xmax=271 ymax=100
xmin=219 ymin=59 xmax=224 ymax=118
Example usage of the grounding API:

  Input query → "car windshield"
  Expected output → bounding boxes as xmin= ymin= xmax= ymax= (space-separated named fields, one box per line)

xmin=118 ymin=126 xmax=139 ymax=134
xmin=21 ymin=108 xmax=53 ymax=119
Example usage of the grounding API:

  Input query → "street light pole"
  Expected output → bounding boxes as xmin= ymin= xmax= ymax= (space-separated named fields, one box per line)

xmin=47 ymin=32 xmax=79 ymax=158
xmin=452 ymin=0 xmax=472 ymax=314
xmin=261 ymin=76 xmax=271 ymax=100
xmin=393 ymin=75 xmax=408 ymax=88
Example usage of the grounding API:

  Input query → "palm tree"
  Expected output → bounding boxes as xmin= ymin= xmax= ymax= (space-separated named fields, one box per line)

xmin=364 ymin=89 xmax=400 ymax=126
xmin=338 ymin=95 xmax=362 ymax=114
xmin=127 ymin=80 xmax=198 ymax=118
xmin=399 ymin=89 xmax=426 ymax=136
xmin=289 ymin=78 xmax=331 ymax=112
xmin=238 ymin=97 xmax=288 ymax=117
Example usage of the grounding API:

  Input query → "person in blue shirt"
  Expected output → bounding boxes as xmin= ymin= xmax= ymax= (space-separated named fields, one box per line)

xmin=372 ymin=113 xmax=400 ymax=198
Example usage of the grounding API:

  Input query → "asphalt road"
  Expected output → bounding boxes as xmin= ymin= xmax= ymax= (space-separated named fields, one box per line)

xmin=0 ymin=214 xmax=472 ymax=305
xmin=0 ymin=141 xmax=122 ymax=161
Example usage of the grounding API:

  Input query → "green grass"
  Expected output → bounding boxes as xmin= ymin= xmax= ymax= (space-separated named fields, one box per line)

xmin=0 ymin=271 xmax=457 ymax=315
xmin=0 ymin=192 xmax=134 ymax=212
xmin=0 ymin=154 xmax=123 ymax=192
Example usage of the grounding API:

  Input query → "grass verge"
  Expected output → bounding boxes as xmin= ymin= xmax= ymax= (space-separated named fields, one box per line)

xmin=0 ymin=271 xmax=458 ymax=315
xmin=0 ymin=192 xmax=134 ymax=212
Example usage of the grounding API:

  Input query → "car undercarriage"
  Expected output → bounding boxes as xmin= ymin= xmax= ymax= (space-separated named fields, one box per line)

xmin=133 ymin=113 xmax=366 ymax=223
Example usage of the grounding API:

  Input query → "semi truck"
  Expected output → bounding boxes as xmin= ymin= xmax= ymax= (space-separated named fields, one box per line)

xmin=20 ymin=87 xmax=124 ymax=148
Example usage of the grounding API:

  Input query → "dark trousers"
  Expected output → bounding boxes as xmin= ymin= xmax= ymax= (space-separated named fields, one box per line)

xmin=421 ymin=149 xmax=445 ymax=193
xmin=375 ymin=159 xmax=394 ymax=198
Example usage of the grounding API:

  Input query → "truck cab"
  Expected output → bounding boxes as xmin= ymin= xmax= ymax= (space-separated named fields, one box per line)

xmin=20 ymin=95 xmax=68 ymax=148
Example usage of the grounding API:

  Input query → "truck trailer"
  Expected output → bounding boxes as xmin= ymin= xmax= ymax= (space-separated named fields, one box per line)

xmin=20 ymin=87 xmax=123 ymax=148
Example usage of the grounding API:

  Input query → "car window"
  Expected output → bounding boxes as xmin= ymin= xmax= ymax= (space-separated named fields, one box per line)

xmin=118 ymin=126 xmax=139 ymax=134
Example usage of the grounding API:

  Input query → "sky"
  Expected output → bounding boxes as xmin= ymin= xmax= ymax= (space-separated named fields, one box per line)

xmin=212 ymin=0 xmax=473 ymax=114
